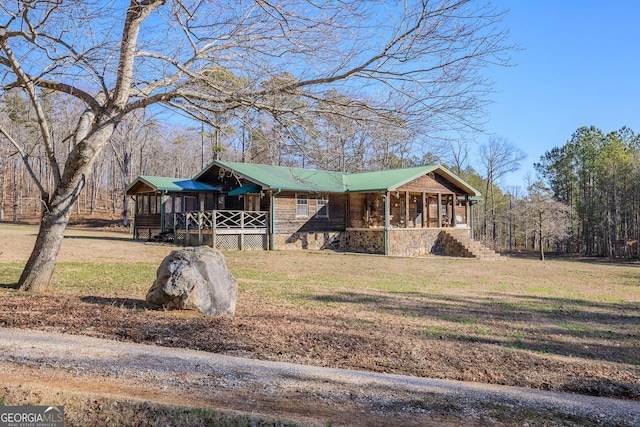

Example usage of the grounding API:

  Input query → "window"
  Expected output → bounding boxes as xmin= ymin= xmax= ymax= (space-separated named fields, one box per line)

xmin=204 ymin=193 xmax=216 ymax=210
xmin=316 ymin=196 xmax=329 ymax=218
xmin=141 ymin=194 xmax=149 ymax=214
xmin=155 ymin=195 xmax=162 ymax=214
xmin=296 ymin=194 xmax=308 ymax=217
xmin=184 ymin=196 xmax=198 ymax=212
xmin=136 ymin=195 xmax=146 ymax=214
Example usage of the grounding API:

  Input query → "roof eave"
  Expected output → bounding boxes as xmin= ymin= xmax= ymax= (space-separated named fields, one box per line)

xmin=434 ymin=165 xmax=482 ymax=197
xmin=125 ymin=176 xmax=159 ymax=195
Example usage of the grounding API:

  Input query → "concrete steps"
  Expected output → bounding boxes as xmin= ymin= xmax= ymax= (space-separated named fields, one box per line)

xmin=440 ymin=230 xmax=506 ymax=261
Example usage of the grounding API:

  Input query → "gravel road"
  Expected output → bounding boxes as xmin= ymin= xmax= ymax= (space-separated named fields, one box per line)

xmin=1 ymin=327 xmax=638 ymax=426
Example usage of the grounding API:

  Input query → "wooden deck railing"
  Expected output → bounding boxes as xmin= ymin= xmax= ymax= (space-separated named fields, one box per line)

xmin=164 ymin=210 xmax=268 ymax=231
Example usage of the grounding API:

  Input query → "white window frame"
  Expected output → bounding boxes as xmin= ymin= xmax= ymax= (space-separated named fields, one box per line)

xmin=316 ymin=195 xmax=329 ymax=218
xmin=296 ymin=194 xmax=309 ymax=218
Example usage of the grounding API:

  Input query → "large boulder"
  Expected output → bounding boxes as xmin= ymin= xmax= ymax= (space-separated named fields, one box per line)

xmin=146 ymin=246 xmax=237 ymax=316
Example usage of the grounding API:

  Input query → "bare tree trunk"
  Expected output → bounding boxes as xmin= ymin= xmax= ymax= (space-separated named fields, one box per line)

xmin=17 ymin=189 xmax=78 ymax=291
xmin=0 ymin=164 xmax=5 ymax=221
xmin=18 ymin=119 xmax=116 ymax=291
xmin=539 ymin=211 xmax=545 ymax=261
xmin=12 ymin=161 xmax=18 ymax=223
xmin=122 ymin=194 xmax=130 ymax=227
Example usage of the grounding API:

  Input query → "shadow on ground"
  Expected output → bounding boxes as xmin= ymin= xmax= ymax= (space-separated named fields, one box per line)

xmin=80 ymin=296 xmax=149 ymax=310
xmin=308 ymin=290 xmax=640 ymax=366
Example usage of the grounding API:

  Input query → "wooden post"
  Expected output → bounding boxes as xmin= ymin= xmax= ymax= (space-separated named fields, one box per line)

xmin=425 ymin=194 xmax=430 ymax=228
xmin=404 ymin=191 xmax=409 ymax=228
xmin=346 ymin=193 xmax=351 ymax=229
xmin=173 ymin=212 xmax=177 ymax=243
xmin=171 ymin=195 xmax=176 ymax=242
xmin=186 ymin=214 xmax=190 ymax=245
xmin=465 ymin=195 xmax=470 ymax=227
xmin=421 ymin=192 xmax=426 ymax=228
xmin=133 ymin=195 xmax=138 ymax=239
xmin=160 ymin=193 xmax=165 ymax=234
xmin=384 ymin=192 xmax=390 ymax=255
xmin=240 ymin=211 xmax=245 ymax=250
xmin=450 ymin=193 xmax=455 ymax=226
xmin=198 ymin=197 xmax=204 ymax=245
xmin=437 ymin=193 xmax=442 ymax=227
xmin=212 ymin=210 xmax=217 ymax=249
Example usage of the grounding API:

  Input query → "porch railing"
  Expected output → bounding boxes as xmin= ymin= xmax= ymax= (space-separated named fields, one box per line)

xmin=165 ymin=210 xmax=267 ymax=231
xmin=163 ymin=210 xmax=268 ymax=250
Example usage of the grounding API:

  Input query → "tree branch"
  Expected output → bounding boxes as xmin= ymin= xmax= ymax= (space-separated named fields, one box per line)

xmin=0 ymin=34 xmax=62 ymax=186
xmin=0 ymin=125 xmax=47 ymax=198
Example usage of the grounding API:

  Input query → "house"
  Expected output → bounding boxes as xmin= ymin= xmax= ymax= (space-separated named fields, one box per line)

xmin=126 ymin=160 xmax=496 ymax=258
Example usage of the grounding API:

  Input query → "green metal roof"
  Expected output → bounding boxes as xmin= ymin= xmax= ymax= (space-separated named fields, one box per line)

xmin=201 ymin=160 xmax=481 ymax=196
xmin=202 ymin=161 xmax=346 ymax=192
xmin=126 ymin=176 xmax=216 ymax=194
xmin=343 ymin=165 xmax=439 ymax=192
xmin=132 ymin=161 xmax=482 ymax=197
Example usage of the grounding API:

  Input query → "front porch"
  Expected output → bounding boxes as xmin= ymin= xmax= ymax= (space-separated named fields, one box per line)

xmin=135 ymin=209 xmax=268 ymax=250
xmin=348 ymin=191 xmax=473 ymax=230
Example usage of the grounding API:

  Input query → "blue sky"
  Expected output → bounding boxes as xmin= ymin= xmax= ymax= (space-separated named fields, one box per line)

xmin=481 ymin=1 xmax=640 ymax=190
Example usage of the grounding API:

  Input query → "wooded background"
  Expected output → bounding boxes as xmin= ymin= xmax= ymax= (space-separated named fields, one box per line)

xmin=0 ymin=87 xmax=640 ymax=258
xmin=2 ymin=86 xmax=637 ymax=260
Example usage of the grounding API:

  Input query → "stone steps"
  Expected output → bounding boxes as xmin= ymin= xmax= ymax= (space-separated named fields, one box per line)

xmin=440 ymin=230 xmax=506 ymax=261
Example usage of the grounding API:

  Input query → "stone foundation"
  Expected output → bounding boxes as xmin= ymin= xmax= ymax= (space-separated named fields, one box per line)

xmin=273 ymin=227 xmax=472 ymax=257
xmin=274 ymin=232 xmax=345 ymax=250
xmin=388 ymin=228 xmax=471 ymax=257
xmin=344 ymin=229 xmax=384 ymax=254
xmin=387 ymin=228 xmax=441 ymax=257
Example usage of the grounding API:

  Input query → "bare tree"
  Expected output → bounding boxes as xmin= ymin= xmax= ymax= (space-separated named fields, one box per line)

xmin=446 ymin=138 xmax=473 ymax=174
xmin=109 ymin=111 xmax=166 ymax=226
xmin=0 ymin=0 xmax=511 ymax=291
xmin=515 ymin=182 xmax=572 ymax=261
xmin=478 ymin=136 xmax=526 ymax=244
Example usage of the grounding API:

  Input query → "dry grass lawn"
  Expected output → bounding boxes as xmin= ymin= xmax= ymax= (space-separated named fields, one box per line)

xmin=1 ymin=223 xmax=639 ymax=402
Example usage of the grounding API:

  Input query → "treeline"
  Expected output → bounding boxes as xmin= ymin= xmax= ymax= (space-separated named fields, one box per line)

xmin=0 ymin=89 xmax=423 ymax=225
xmin=535 ymin=126 xmax=640 ymax=258
xmin=5 ymin=86 xmax=635 ymax=259
xmin=1 ymin=90 xmax=522 ymax=250
xmin=461 ymin=125 xmax=640 ymax=259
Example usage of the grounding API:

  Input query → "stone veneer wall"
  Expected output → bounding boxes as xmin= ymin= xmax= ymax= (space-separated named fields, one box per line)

xmin=272 ymin=227 xmax=471 ymax=257
xmin=274 ymin=231 xmax=345 ymax=251
xmin=387 ymin=227 xmax=471 ymax=257
xmin=344 ymin=229 xmax=385 ymax=254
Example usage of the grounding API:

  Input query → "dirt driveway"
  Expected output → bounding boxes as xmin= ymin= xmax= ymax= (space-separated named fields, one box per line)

xmin=1 ymin=327 xmax=638 ymax=426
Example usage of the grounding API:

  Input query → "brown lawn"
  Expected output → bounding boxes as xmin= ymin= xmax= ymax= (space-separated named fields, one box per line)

xmin=1 ymin=222 xmax=639 ymax=401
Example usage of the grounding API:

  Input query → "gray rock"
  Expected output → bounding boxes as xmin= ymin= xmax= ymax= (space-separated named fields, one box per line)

xmin=146 ymin=246 xmax=237 ymax=316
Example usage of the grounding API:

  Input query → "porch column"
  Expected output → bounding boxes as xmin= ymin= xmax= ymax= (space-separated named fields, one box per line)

xmin=465 ymin=195 xmax=470 ymax=227
xmin=160 ymin=193 xmax=166 ymax=233
xmin=452 ymin=193 xmax=457 ymax=225
xmin=437 ymin=192 xmax=442 ymax=227
xmin=269 ymin=190 xmax=279 ymax=250
xmin=404 ymin=191 xmax=410 ymax=228
xmin=171 ymin=194 xmax=177 ymax=242
xmin=421 ymin=192 xmax=426 ymax=228
xmin=133 ymin=195 xmax=139 ymax=239
xmin=449 ymin=193 xmax=455 ymax=226
xmin=384 ymin=191 xmax=390 ymax=256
